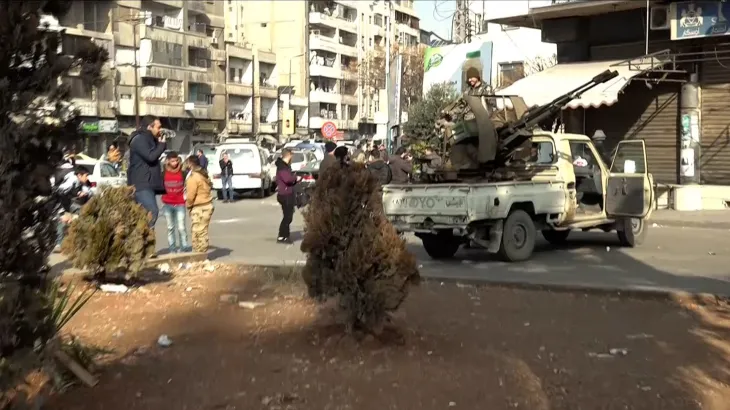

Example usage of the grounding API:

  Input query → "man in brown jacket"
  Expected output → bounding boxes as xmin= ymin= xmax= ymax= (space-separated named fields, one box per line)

xmin=185 ymin=155 xmax=215 ymax=253
xmin=388 ymin=146 xmax=413 ymax=184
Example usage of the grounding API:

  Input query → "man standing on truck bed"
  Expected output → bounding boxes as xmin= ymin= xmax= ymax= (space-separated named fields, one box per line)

xmin=389 ymin=146 xmax=413 ymax=184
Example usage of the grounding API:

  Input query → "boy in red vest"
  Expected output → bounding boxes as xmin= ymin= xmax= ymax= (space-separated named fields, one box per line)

xmin=161 ymin=152 xmax=191 ymax=253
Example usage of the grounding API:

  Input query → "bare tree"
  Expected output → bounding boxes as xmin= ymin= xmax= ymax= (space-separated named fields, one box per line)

xmin=358 ymin=43 xmax=426 ymax=112
xmin=526 ymin=53 xmax=558 ymax=75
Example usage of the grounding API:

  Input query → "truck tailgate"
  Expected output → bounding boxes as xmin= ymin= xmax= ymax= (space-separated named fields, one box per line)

xmin=382 ymin=184 xmax=471 ymax=219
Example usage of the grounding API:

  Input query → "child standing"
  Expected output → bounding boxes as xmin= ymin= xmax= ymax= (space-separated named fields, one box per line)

xmin=185 ymin=155 xmax=214 ymax=253
xmin=161 ymin=152 xmax=190 ymax=253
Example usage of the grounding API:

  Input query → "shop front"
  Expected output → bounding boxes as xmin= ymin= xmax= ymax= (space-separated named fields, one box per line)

xmin=78 ymin=118 xmax=119 ymax=158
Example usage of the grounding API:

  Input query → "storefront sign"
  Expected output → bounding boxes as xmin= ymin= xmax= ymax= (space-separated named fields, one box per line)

xmin=79 ymin=119 xmax=119 ymax=133
xmin=671 ymin=1 xmax=730 ymax=40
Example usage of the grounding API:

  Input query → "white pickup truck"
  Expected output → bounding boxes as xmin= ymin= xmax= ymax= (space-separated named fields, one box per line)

xmin=383 ymin=133 xmax=654 ymax=262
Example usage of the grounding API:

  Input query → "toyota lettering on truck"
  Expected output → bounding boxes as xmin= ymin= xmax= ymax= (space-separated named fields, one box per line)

xmin=383 ymin=69 xmax=653 ymax=263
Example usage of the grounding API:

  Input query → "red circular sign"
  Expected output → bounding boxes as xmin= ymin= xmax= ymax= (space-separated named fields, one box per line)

xmin=321 ymin=121 xmax=338 ymax=139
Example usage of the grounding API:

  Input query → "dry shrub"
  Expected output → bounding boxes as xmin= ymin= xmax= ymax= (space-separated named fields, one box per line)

xmin=61 ymin=186 xmax=155 ymax=281
xmin=300 ymin=163 xmax=420 ymax=334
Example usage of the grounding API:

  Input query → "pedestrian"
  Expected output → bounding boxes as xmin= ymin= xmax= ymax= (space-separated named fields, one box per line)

xmin=185 ymin=155 xmax=214 ymax=253
xmin=55 ymin=167 xmax=93 ymax=252
xmin=275 ymin=148 xmax=299 ymax=244
xmin=388 ymin=146 xmax=413 ymax=184
xmin=196 ymin=149 xmax=209 ymax=170
xmin=367 ymin=148 xmax=392 ymax=185
xmin=219 ymin=152 xmax=234 ymax=203
xmin=127 ymin=115 xmax=167 ymax=229
xmin=319 ymin=141 xmax=338 ymax=174
xmin=334 ymin=146 xmax=349 ymax=167
xmin=101 ymin=142 xmax=122 ymax=170
xmin=161 ymin=152 xmax=190 ymax=253
xmin=351 ymin=141 xmax=367 ymax=164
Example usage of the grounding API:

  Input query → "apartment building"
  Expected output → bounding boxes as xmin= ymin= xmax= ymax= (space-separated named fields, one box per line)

xmin=46 ymin=0 xmax=227 ymax=155
xmin=229 ymin=0 xmax=419 ymax=140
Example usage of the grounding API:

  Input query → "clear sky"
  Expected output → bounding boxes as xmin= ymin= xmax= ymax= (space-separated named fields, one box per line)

xmin=414 ymin=0 xmax=455 ymax=40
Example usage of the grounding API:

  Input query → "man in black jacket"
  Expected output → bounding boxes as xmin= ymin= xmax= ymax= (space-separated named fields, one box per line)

xmin=388 ymin=146 xmax=413 ymax=184
xmin=319 ymin=141 xmax=338 ymax=175
xmin=219 ymin=152 xmax=234 ymax=203
xmin=128 ymin=115 xmax=167 ymax=228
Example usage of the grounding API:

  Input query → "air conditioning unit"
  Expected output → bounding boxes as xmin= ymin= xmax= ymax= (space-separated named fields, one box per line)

xmin=184 ymin=102 xmax=195 ymax=111
xmin=650 ymin=5 xmax=670 ymax=30
xmin=211 ymin=37 xmax=218 ymax=44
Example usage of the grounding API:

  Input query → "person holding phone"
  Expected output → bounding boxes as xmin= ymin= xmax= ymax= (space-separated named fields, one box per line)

xmin=127 ymin=115 xmax=167 ymax=229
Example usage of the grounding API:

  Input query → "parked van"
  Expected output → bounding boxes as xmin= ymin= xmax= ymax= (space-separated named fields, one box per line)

xmin=209 ymin=142 xmax=274 ymax=198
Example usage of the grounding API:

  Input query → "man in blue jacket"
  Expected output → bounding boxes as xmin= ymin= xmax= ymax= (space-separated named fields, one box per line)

xmin=128 ymin=115 xmax=167 ymax=228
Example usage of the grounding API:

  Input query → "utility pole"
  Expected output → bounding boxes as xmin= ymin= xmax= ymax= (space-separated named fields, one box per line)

xmin=452 ymin=0 xmax=470 ymax=44
xmin=385 ymin=0 xmax=393 ymax=153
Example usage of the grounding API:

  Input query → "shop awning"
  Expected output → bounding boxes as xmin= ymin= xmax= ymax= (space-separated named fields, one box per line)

xmin=495 ymin=59 xmax=656 ymax=109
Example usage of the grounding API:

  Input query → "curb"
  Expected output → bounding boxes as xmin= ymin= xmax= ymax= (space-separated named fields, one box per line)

xmin=418 ymin=274 xmax=729 ymax=304
xmin=54 ymin=252 xmax=209 ymax=280
xmin=652 ymin=219 xmax=730 ymax=230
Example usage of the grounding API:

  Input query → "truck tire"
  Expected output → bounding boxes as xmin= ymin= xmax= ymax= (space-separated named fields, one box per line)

xmin=542 ymin=229 xmax=570 ymax=245
xmin=421 ymin=234 xmax=461 ymax=259
xmin=498 ymin=210 xmax=536 ymax=262
xmin=617 ymin=218 xmax=647 ymax=247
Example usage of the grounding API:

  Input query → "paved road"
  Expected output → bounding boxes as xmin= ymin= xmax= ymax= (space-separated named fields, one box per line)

xmin=151 ymin=195 xmax=730 ymax=296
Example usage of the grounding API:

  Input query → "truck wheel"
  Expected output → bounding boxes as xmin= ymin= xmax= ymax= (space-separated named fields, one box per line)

xmin=542 ymin=229 xmax=570 ymax=245
xmin=617 ymin=218 xmax=647 ymax=247
xmin=498 ymin=210 xmax=536 ymax=262
xmin=421 ymin=234 xmax=461 ymax=259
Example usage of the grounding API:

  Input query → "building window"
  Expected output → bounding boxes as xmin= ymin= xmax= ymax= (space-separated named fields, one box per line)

xmin=150 ymin=41 xmax=183 ymax=66
xmin=499 ymin=62 xmax=525 ymax=88
xmin=63 ymin=77 xmax=93 ymax=99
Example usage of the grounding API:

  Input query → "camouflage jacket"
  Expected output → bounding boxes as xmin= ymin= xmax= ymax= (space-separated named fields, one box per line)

xmin=464 ymin=81 xmax=492 ymax=97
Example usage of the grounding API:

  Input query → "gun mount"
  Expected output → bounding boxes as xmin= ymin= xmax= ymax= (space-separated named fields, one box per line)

xmin=435 ymin=69 xmax=619 ymax=173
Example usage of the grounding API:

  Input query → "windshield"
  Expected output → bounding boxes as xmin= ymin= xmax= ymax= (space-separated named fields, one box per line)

xmin=221 ymin=147 xmax=255 ymax=161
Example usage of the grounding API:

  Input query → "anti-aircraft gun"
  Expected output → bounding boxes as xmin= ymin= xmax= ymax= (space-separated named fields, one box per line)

xmin=433 ymin=69 xmax=619 ymax=177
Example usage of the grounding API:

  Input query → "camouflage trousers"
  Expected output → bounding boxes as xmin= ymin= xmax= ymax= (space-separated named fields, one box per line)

xmin=189 ymin=202 xmax=214 ymax=253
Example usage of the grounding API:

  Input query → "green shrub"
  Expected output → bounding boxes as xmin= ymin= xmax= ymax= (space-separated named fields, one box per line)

xmin=62 ymin=186 xmax=155 ymax=281
xmin=300 ymin=163 xmax=420 ymax=334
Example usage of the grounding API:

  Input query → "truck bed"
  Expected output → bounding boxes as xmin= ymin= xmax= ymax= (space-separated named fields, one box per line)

xmin=382 ymin=181 xmax=567 ymax=229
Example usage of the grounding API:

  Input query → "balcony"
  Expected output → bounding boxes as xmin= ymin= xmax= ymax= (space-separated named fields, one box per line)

xmin=309 ymin=63 xmax=342 ymax=79
xmin=226 ymin=82 xmax=253 ymax=96
xmin=310 ymin=89 xmax=341 ymax=105
xmin=188 ymin=1 xmax=206 ymax=13
xmin=259 ymin=122 xmax=278 ymax=134
xmin=342 ymin=95 xmax=357 ymax=105
xmin=228 ymin=112 xmax=252 ymax=135
xmin=309 ymin=34 xmax=357 ymax=57
xmin=309 ymin=12 xmax=357 ymax=34
xmin=486 ymin=0 xmax=648 ymax=28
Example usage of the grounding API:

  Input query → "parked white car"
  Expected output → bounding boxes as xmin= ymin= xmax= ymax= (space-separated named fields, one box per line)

xmin=52 ymin=159 xmax=126 ymax=194
xmin=209 ymin=142 xmax=274 ymax=198
xmin=267 ymin=149 xmax=318 ymax=186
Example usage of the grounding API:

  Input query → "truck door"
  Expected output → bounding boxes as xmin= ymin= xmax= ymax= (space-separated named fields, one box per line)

xmin=605 ymin=140 xmax=653 ymax=218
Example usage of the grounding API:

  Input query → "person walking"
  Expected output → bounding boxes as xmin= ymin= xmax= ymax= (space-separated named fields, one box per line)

xmin=185 ymin=155 xmax=214 ymax=253
xmin=161 ymin=152 xmax=190 ymax=253
xmin=275 ymin=149 xmax=299 ymax=244
xmin=196 ymin=149 xmax=209 ymax=170
xmin=127 ymin=115 xmax=166 ymax=229
xmin=219 ymin=152 xmax=234 ymax=203
xmin=55 ymin=167 xmax=93 ymax=252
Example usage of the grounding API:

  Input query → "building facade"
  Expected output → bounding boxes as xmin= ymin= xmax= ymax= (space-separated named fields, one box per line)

xmin=228 ymin=0 xmax=419 ymax=140
xmin=471 ymin=1 xmax=557 ymax=89
xmin=489 ymin=0 xmax=730 ymax=210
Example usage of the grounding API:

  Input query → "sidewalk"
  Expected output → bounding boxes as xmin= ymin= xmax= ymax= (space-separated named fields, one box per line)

xmin=651 ymin=209 xmax=730 ymax=230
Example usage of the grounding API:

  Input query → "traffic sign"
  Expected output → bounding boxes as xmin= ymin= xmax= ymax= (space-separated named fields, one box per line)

xmin=321 ymin=121 xmax=338 ymax=139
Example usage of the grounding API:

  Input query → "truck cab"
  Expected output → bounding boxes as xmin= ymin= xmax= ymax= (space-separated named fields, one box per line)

xmin=382 ymin=133 xmax=653 ymax=262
